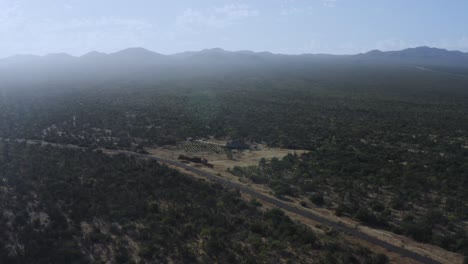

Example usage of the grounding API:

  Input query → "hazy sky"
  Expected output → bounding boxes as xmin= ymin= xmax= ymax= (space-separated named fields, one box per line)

xmin=1 ymin=0 xmax=468 ymax=57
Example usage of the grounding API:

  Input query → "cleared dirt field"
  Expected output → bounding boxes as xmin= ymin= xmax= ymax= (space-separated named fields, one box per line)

xmin=7 ymin=138 xmax=462 ymax=264
xmin=148 ymin=140 xmax=307 ymax=173
xmin=145 ymin=140 xmax=464 ymax=264
xmin=147 ymin=140 xmax=308 ymax=195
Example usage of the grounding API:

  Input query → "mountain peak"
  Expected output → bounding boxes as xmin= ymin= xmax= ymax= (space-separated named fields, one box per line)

xmin=43 ymin=53 xmax=76 ymax=59
xmin=410 ymin=46 xmax=438 ymax=50
xmin=364 ymin=49 xmax=384 ymax=56
xmin=113 ymin=47 xmax=159 ymax=55
xmin=361 ymin=46 xmax=456 ymax=57
xmin=402 ymin=46 xmax=448 ymax=53
xmin=107 ymin=47 xmax=169 ymax=65
xmin=200 ymin=48 xmax=228 ymax=53
xmin=81 ymin=51 xmax=107 ymax=58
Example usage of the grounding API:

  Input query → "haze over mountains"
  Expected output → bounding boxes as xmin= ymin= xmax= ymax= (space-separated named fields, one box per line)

xmin=2 ymin=46 xmax=468 ymax=67
xmin=1 ymin=46 xmax=467 ymax=91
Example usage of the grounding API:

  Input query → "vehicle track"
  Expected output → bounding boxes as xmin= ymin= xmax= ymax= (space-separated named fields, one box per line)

xmin=114 ymin=150 xmax=441 ymax=264
xmin=1 ymin=139 xmax=444 ymax=264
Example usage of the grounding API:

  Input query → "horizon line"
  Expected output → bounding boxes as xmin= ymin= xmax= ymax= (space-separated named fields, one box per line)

xmin=1 ymin=45 xmax=465 ymax=60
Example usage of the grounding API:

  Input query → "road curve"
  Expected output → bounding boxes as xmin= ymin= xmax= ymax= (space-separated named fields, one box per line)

xmin=113 ymin=150 xmax=441 ymax=264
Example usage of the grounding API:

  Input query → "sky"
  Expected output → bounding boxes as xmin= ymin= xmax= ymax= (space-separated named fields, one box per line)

xmin=1 ymin=0 xmax=468 ymax=57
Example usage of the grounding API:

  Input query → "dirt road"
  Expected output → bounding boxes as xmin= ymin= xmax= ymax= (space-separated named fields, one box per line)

xmin=112 ymin=149 xmax=442 ymax=264
xmin=1 ymin=139 xmax=447 ymax=264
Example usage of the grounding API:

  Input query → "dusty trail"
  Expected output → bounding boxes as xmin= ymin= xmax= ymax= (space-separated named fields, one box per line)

xmin=2 ymin=138 xmax=452 ymax=264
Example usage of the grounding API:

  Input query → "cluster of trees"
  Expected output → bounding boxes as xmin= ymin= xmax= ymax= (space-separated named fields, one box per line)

xmin=1 ymin=62 xmax=468 ymax=150
xmin=0 ymin=142 xmax=387 ymax=263
xmin=1 ymin=61 xmax=467 ymax=257
xmin=229 ymin=146 xmax=468 ymax=254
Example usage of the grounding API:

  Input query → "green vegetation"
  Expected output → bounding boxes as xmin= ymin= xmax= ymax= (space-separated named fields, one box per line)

xmin=0 ymin=142 xmax=386 ymax=263
xmin=2 ymin=63 xmax=467 ymax=150
xmin=229 ymin=150 xmax=468 ymax=254
xmin=0 ymin=61 xmax=467 ymax=256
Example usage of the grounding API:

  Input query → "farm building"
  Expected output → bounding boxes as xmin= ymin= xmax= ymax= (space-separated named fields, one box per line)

xmin=225 ymin=140 xmax=250 ymax=150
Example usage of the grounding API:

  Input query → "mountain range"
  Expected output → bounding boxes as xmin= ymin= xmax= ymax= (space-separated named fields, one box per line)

xmin=1 ymin=46 xmax=467 ymax=91
xmin=2 ymin=46 xmax=468 ymax=68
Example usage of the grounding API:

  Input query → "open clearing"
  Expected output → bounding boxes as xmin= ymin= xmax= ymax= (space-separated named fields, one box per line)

xmin=146 ymin=139 xmax=464 ymax=264
xmin=148 ymin=139 xmax=307 ymax=172
xmin=5 ymin=138 xmax=462 ymax=264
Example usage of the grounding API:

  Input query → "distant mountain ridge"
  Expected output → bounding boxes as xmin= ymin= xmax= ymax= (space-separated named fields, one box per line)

xmin=353 ymin=46 xmax=468 ymax=66
xmin=1 ymin=46 xmax=468 ymax=72
xmin=359 ymin=46 xmax=467 ymax=58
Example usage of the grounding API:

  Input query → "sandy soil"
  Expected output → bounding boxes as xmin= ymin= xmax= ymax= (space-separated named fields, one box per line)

xmin=148 ymin=141 xmax=306 ymax=168
xmin=145 ymin=141 xmax=464 ymax=264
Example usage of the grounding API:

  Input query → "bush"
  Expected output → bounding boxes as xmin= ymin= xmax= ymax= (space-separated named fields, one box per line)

xmin=309 ymin=193 xmax=324 ymax=206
